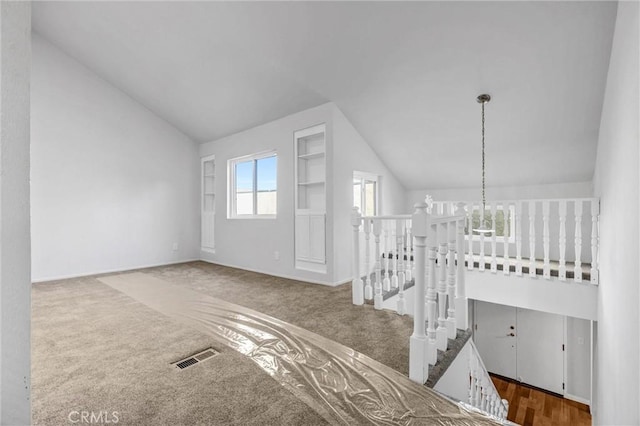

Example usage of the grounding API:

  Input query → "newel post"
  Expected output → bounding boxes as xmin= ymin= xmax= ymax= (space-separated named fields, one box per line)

xmin=409 ymin=203 xmax=429 ymax=383
xmin=351 ymin=207 xmax=364 ymax=305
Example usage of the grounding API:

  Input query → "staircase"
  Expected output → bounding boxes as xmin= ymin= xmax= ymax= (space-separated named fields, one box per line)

xmin=351 ymin=203 xmax=511 ymax=421
xmin=361 ymin=274 xmax=469 ymax=382
xmin=350 ymin=197 xmax=601 ymax=422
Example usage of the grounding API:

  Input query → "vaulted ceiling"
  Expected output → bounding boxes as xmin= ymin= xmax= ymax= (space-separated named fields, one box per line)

xmin=32 ymin=1 xmax=617 ymax=189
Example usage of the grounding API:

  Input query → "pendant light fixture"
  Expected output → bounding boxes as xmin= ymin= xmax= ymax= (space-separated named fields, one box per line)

xmin=473 ymin=94 xmax=494 ymax=235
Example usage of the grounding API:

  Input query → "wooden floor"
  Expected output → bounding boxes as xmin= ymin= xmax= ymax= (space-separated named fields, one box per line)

xmin=490 ymin=375 xmax=591 ymax=426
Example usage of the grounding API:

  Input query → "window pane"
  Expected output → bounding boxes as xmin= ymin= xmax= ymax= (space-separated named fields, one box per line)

xmin=364 ymin=181 xmax=376 ymax=216
xmin=353 ymin=182 xmax=362 ymax=211
xmin=235 ymin=160 xmax=254 ymax=215
xmin=256 ymin=156 xmax=277 ymax=215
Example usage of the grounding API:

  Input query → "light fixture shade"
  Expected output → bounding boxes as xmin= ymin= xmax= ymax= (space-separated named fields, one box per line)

xmin=472 ymin=209 xmax=495 ymax=234
xmin=473 ymin=224 xmax=494 ymax=234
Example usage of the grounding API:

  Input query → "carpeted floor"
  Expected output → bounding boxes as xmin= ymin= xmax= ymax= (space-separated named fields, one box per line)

xmin=31 ymin=261 xmax=418 ymax=425
xmin=146 ymin=261 xmax=415 ymax=374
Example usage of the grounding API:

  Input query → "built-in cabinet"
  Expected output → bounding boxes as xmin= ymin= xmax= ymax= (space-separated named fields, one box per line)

xmin=201 ymin=154 xmax=215 ymax=252
xmin=294 ymin=124 xmax=326 ymax=272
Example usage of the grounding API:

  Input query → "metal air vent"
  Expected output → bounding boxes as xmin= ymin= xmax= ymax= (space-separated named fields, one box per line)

xmin=172 ymin=348 xmax=219 ymax=370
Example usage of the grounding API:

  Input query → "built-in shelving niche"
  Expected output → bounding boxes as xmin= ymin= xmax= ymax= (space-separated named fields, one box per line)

xmin=294 ymin=124 xmax=326 ymax=273
xmin=201 ymin=154 xmax=215 ymax=253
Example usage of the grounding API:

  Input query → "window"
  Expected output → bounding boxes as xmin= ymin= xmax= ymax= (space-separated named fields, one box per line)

xmin=353 ymin=172 xmax=378 ymax=216
xmin=464 ymin=204 xmax=516 ymax=243
xmin=228 ymin=151 xmax=277 ymax=218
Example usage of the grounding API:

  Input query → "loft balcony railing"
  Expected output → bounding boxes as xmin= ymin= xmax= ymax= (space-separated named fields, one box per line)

xmin=431 ymin=198 xmax=599 ymax=284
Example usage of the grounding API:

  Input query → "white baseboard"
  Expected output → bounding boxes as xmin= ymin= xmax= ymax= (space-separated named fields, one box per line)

xmin=32 ymin=258 xmax=200 ymax=283
xmin=198 ymin=258 xmax=347 ymax=287
xmin=564 ymin=393 xmax=590 ymax=406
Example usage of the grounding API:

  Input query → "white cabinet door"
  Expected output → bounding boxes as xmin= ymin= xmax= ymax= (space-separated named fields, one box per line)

xmin=474 ymin=301 xmax=517 ymax=380
xmin=308 ymin=214 xmax=326 ymax=263
xmin=295 ymin=213 xmax=325 ymax=264
xmin=295 ymin=214 xmax=311 ymax=261
xmin=201 ymin=212 xmax=215 ymax=250
xmin=517 ymin=308 xmax=564 ymax=394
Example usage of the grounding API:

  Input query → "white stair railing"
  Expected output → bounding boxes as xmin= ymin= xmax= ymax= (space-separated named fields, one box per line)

xmin=351 ymin=205 xmax=467 ymax=379
xmin=432 ymin=198 xmax=600 ymax=284
xmin=351 ymin=210 xmax=413 ymax=312
xmin=353 ymin=205 xmax=510 ymax=421
xmin=468 ymin=339 xmax=509 ymax=420
xmin=409 ymin=203 xmax=466 ymax=383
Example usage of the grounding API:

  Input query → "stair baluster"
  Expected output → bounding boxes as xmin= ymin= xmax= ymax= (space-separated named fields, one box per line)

xmin=351 ymin=207 xmax=363 ymax=305
xmin=590 ymin=199 xmax=599 ymax=284
xmin=391 ymin=223 xmax=399 ymax=289
xmin=528 ymin=201 xmax=536 ymax=277
xmin=396 ymin=220 xmax=406 ymax=314
xmin=490 ymin=202 xmax=497 ymax=273
xmin=436 ymin=222 xmax=448 ymax=351
xmin=467 ymin=201 xmax=474 ymax=271
xmin=446 ymin=221 xmax=457 ymax=339
xmin=574 ymin=201 xmax=583 ymax=283
xmin=515 ymin=200 xmax=523 ymax=276
xmin=426 ymin=222 xmax=438 ymax=365
xmin=455 ymin=204 xmax=468 ymax=330
xmin=373 ymin=219 xmax=383 ymax=309
xmin=543 ymin=200 xmax=551 ymax=279
xmin=363 ymin=218 xmax=373 ymax=299
xmin=502 ymin=203 xmax=510 ymax=275
xmin=405 ymin=220 xmax=413 ymax=282
xmin=382 ymin=223 xmax=391 ymax=291
xmin=559 ymin=200 xmax=567 ymax=281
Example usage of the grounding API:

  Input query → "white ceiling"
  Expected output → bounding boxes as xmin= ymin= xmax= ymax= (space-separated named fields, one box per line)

xmin=32 ymin=1 xmax=617 ymax=189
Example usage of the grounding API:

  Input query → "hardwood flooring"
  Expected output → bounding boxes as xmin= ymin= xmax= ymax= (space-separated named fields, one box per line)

xmin=491 ymin=375 xmax=591 ymax=426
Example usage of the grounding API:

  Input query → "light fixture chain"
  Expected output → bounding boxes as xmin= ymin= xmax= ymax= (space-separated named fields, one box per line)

xmin=481 ymin=100 xmax=486 ymax=212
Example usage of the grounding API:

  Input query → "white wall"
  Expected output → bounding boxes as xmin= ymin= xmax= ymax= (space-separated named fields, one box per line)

xmin=406 ymin=181 xmax=593 ymax=209
xmin=31 ymin=35 xmax=200 ymax=282
xmin=467 ymin=273 xmax=597 ymax=321
xmin=433 ymin=340 xmax=472 ymax=402
xmin=199 ymin=103 xmax=407 ymax=285
xmin=199 ymin=103 xmax=337 ymax=284
xmin=0 ymin=3 xmax=31 ymax=424
xmin=591 ymin=2 xmax=640 ymax=424
xmin=332 ymin=108 xmax=407 ymax=283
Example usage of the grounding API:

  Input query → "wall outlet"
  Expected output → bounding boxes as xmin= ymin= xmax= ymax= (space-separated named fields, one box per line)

xmin=172 ymin=242 xmax=179 ymax=251
xmin=274 ymin=251 xmax=280 ymax=261
xmin=578 ymin=337 xmax=584 ymax=345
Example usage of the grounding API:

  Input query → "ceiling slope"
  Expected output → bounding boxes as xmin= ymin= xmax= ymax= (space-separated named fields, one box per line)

xmin=33 ymin=1 xmax=617 ymax=189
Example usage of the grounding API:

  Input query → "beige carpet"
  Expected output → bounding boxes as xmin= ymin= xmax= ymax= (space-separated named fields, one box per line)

xmin=32 ymin=273 xmax=328 ymax=425
xmin=30 ymin=261 xmax=449 ymax=425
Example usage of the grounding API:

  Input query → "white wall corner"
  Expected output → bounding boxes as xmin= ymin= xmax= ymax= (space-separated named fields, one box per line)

xmin=0 ymin=1 xmax=32 ymax=424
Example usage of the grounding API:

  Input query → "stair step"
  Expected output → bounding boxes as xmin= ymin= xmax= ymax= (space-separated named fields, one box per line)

xmin=426 ymin=328 xmax=472 ymax=388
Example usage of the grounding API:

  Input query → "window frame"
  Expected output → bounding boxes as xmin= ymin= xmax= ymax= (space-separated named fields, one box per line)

xmin=227 ymin=150 xmax=278 ymax=219
xmin=465 ymin=203 xmax=516 ymax=243
xmin=353 ymin=171 xmax=379 ymax=217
